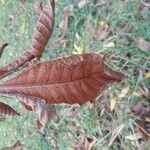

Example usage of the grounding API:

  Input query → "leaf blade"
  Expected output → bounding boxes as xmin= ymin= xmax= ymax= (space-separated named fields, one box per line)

xmin=0 ymin=53 xmax=126 ymax=105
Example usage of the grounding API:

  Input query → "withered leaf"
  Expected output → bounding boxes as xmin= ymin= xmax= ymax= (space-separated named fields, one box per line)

xmin=0 ymin=92 xmax=55 ymax=132
xmin=0 ymin=102 xmax=20 ymax=117
xmin=136 ymin=37 xmax=150 ymax=52
xmin=0 ymin=53 xmax=126 ymax=105
xmin=0 ymin=0 xmax=55 ymax=80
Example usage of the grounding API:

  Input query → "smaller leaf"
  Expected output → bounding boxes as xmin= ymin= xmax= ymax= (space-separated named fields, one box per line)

xmin=136 ymin=37 xmax=150 ymax=52
xmin=110 ymin=96 xmax=117 ymax=111
xmin=118 ymin=86 xmax=130 ymax=98
xmin=0 ymin=102 xmax=20 ymax=117
xmin=125 ymin=133 xmax=143 ymax=141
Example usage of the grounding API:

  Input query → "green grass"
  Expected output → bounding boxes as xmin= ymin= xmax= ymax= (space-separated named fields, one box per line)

xmin=0 ymin=0 xmax=150 ymax=149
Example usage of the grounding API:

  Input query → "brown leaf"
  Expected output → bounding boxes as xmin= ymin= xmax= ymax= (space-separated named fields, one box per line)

xmin=0 ymin=102 xmax=20 ymax=117
xmin=0 ymin=92 xmax=55 ymax=132
xmin=0 ymin=53 xmax=126 ymax=105
xmin=136 ymin=37 xmax=150 ymax=52
xmin=1 ymin=141 xmax=23 ymax=150
xmin=95 ymin=0 xmax=107 ymax=7
xmin=0 ymin=0 xmax=55 ymax=79
xmin=94 ymin=29 xmax=110 ymax=41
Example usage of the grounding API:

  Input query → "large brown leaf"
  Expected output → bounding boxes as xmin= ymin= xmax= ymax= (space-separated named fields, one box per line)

xmin=0 ymin=0 xmax=55 ymax=79
xmin=0 ymin=53 xmax=126 ymax=105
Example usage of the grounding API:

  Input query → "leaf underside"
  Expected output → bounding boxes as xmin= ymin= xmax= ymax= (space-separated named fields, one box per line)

xmin=0 ymin=53 xmax=126 ymax=105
